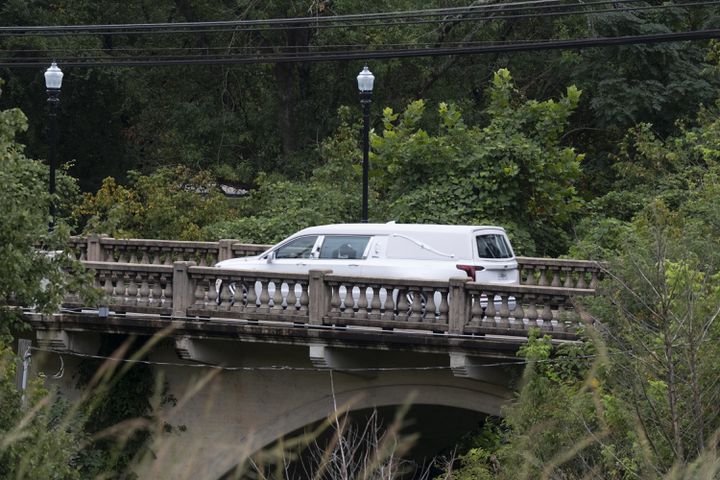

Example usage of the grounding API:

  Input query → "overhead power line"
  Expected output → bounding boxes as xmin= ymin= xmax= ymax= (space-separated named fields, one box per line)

xmin=0 ymin=0 xmax=715 ymax=36
xmin=0 ymin=0 xmax=614 ymax=35
xmin=0 ymin=29 xmax=718 ymax=68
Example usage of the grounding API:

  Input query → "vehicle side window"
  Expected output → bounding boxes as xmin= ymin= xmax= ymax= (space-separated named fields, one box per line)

xmin=274 ymin=236 xmax=318 ymax=259
xmin=476 ymin=234 xmax=512 ymax=259
xmin=319 ymin=235 xmax=371 ymax=260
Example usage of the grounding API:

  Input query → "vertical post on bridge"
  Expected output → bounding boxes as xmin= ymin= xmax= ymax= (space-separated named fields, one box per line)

xmin=449 ymin=277 xmax=470 ymax=335
xmin=173 ymin=261 xmax=197 ymax=318
xmin=309 ymin=269 xmax=332 ymax=325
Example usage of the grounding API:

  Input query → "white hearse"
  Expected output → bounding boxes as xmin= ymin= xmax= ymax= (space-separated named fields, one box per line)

xmin=215 ymin=223 xmax=518 ymax=284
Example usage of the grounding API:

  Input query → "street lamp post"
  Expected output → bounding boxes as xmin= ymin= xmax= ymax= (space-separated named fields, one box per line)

xmin=356 ymin=66 xmax=374 ymax=223
xmin=44 ymin=62 xmax=63 ymax=232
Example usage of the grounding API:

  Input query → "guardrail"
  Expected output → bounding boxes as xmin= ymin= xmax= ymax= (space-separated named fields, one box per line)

xmin=65 ymin=261 xmax=596 ymax=340
xmin=68 ymin=236 xmax=604 ymax=290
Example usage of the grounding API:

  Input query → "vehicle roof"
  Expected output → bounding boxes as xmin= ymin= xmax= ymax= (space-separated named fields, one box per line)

xmin=291 ymin=223 xmax=507 ymax=237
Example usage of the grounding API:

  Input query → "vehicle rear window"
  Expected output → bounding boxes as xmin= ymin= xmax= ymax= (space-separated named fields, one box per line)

xmin=476 ymin=234 xmax=512 ymax=259
xmin=275 ymin=236 xmax=318 ymax=259
xmin=319 ymin=235 xmax=371 ymax=260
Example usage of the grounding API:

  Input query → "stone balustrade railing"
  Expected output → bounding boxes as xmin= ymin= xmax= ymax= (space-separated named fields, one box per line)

xmin=516 ymin=257 xmax=603 ymax=290
xmin=69 ymin=236 xmax=269 ymax=266
xmin=66 ymin=261 xmax=596 ymax=340
xmin=68 ymin=236 xmax=604 ymax=289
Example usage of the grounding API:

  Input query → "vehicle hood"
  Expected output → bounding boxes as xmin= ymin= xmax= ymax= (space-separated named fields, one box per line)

xmin=214 ymin=256 xmax=264 ymax=268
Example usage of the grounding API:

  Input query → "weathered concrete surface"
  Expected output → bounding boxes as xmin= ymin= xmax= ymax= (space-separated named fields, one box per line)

xmin=31 ymin=318 xmax=517 ymax=480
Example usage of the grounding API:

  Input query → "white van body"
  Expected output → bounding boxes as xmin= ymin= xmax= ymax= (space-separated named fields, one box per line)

xmin=215 ymin=223 xmax=519 ymax=284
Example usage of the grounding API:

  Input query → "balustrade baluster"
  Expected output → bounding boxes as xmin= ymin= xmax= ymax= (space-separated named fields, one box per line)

xmin=271 ymin=281 xmax=284 ymax=312
xmin=381 ymin=286 xmax=395 ymax=322
xmin=369 ymin=286 xmax=382 ymax=320
xmin=342 ymin=284 xmax=355 ymax=318
xmin=258 ymin=281 xmax=271 ymax=313
xmin=396 ymin=289 xmax=409 ymax=322
xmin=423 ymin=288 xmax=436 ymax=322
xmin=438 ymin=290 xmax=449 ymax=324
xmin=299 ymin=283 xmax=309 ymax=313
xmin=129 ymin=250 xmax=139 ymax=264
xmin=470 ymin=294 xmax=484 ymax=324
xmin=524 ymin=295 xmax=537 ymax=330
xmin=538 ymin=267 xmax=549 ymax=286
xmin=511 ymin=298 xmax=524 ymax=329
xmin=120 ymin=273 xmax=130 ymax=304
xmin=356 ymin=286 xmax=369 ymax=319
xmin=550 ymin=268 xmax=561 ymax=287
xmin=147 ymin=274 xmax=157 ymax=305
xmin=329 ymin=284 xmax=341 ymax=315
xmin=409 ymin=290 xmax=423 ymax=322
xmin=161 ymin=275 xmax=171 ymax=306
xmin=162 ymin=249 xmax=173 ymax=266
xmin=523 ymin=266 xmax=536 ymax=285
xmin=138 ymin=274 xmax=150 ymax=305
xmin=497 ymin=294 xmax=510 ymax=328
xmin=219 ymin=278 xmax=232 ymax=309
xmin=286 ymin=282 xmax=298 ymax=312
xmin=576 ymin=269 xmax=588 ymax=289
xmin=563 ymin=267 xmax=573 ymax=288
xmin=484 ymin=293 xmax=496 ymax=323
xmin=246 ymin=280 xmax=258 ymax=310
xmin=541 ymin=295 xmax=553 ymax=328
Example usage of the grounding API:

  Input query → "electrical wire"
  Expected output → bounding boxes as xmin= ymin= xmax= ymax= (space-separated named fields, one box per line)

xmin=1 ymin=29 xmax=717 ymax=68
xmin=0 ymin=0 xmax=713 ymax=36
xmin=0 ymin=0 xmax=611 ymax=35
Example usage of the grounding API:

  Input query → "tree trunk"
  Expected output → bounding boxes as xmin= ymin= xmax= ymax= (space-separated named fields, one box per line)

xmin=274 ymin=61 xmax=298 ymax=156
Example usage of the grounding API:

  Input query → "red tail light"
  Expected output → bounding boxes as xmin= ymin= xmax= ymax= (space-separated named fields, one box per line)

xmin=456 ymin=264 xmax=485 ymax=279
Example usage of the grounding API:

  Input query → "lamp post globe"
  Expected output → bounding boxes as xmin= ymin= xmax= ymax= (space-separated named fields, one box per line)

xmin=44 ymin=62 xmax=63 ymax=232
xmin=356 ymin=66 xmax=374 ymax=223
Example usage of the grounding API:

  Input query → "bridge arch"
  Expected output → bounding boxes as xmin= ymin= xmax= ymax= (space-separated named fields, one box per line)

xmin=142 ymin=364 xmax=511 ymax=480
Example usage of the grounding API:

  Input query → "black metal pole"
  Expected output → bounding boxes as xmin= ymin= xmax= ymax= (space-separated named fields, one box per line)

xmin=47 ymin=89 xmax=60 ymax=232
xmin=360 ymin=92 xmax=371 ymax=223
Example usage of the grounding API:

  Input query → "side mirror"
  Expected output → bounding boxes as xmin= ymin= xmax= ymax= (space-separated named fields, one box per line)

xmin=267 ymin=251 xmax=276 ymax=264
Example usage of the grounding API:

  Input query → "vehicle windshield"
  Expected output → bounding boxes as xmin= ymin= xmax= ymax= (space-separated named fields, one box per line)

xmin=319 ymin=235 xmax=371 ymax=259
xmin=476 ymin=234 xmax=512 ymax=259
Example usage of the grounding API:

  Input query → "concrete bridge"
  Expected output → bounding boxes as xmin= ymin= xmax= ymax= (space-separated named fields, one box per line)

xmin=20 ymin=236 xmax=602 ymax=479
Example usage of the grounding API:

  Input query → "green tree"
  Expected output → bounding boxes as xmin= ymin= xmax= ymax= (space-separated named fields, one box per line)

xmin=0 ymin=92 xmax=99 ymax=480
xmin=371 ymin=69 xmax=584 ymax=256
xmin=74 ymin=166 xmax=231 ymax=240
xmin=0 ymin=100 xmax=89 ymax=333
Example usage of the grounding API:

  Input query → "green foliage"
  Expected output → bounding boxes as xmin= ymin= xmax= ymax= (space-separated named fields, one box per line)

xmin=371 ymin=70 xmax=584 ymax=255
xmin=206 ymin=110 xmax=362 ymax=243
xmin=74 ymin=166 xmax=232 ymax=240
xmin=0 ymin=102 xmax=93 ymax=333
xmin=73 ymin=336 xmax=156 ymax=479
xmin=0 ymin=341 xmax=83 ymax=479
xmin=571 ymin=99 xmax=720 ymax=260
xmin=595 ymin=202 xmax=720 ymax=469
